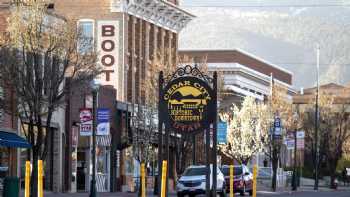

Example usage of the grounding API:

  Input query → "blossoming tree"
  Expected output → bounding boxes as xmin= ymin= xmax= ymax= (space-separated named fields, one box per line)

xmin=219 ymin=96 xmax=271 ymax=164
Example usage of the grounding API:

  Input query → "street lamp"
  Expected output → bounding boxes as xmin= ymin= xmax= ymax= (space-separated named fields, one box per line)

xmin=292 ymin=112 xmax=299 ymax=191
xmin=90 ymin=79 xmax=100 ymax=197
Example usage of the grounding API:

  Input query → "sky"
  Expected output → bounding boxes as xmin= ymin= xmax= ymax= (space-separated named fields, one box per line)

xmin=181 ymin=0 xmax=349 ymax=7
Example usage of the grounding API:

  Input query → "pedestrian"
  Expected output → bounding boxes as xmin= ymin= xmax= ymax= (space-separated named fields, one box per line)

xmin=342 ymin=168 xmax=347 ymax=186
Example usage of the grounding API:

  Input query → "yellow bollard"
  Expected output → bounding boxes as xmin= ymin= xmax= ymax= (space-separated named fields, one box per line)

xmin=38 ymin=160 xmax=43 ymax=197
xmin=141 ymin=163 xmax=146 ymax=197
xmin=253 ymin=165 xmax=258 ymax=197
xmin=230 ymin=165 xmax=234 ymax=197
xmin=25 ymin=161 xmax=30 ymax=197
xmin=160 ymin=160 xmax=167 ymax=197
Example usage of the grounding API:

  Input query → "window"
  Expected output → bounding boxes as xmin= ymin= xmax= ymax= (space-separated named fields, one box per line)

xmin=78 ymin=20 xmax=94 ymax=53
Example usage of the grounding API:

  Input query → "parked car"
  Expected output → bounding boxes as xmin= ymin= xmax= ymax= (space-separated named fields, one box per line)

xmin=221 ymin=165 xmax=253 ymax=196
xmin=176 ymin=165 xmax=226 ymax=197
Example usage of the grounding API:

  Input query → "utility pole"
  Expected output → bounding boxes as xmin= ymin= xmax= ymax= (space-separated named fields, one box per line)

xmin=314 ymin=45 xmax=320 ymax=190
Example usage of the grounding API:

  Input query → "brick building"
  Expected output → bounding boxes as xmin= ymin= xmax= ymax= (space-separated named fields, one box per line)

xmin=0 ymin=0 xmax=194 ymax=193
xmin=0 ymin=1 xmax=65 ymax=192
xmin=51 ymin=0 xmax=194 ymax=193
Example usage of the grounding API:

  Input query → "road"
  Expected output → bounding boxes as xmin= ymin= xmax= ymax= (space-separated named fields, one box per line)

xmin=258 ymin=190 xmax=350 ymax=197
xmin=34 ymin=190 xmax=350 ymax=197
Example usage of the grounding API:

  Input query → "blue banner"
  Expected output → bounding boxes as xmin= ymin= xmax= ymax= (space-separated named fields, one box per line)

xmin=217 ymin=122 xmax=227 ymax=144
xmin=97 ymin=108 xmax=110 ymax=135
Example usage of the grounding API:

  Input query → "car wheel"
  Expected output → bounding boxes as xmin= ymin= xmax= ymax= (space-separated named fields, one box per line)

xmin=240 ymin=184 xmax=246 ymax=196
xmin=177 ymin=193 xmax=184 ymax=197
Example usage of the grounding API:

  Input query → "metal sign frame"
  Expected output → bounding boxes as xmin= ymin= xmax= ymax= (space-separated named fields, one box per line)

xmin=158 ymin=65 xmax=218 ymax=197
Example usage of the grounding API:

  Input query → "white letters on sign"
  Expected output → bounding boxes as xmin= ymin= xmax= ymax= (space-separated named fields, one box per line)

xmin=97 ymin=20 xmax=119 ymax=88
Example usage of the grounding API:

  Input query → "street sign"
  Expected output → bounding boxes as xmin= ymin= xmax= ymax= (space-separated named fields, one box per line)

xmin=296 ymin=131 xmax=305 ymax=139
xmin=273 ymin=117 xmax=282 ymax=138
xmin=79 ymin=108 xmax=92 ymax=136
xmin=285 ymin=139 xmax=295 ymax=150
xmin=274 ymin=117 xmax=281 ymax=128
xmin=97 ymin=108 xmax=110 ymax=135
xmin=161 ymin=68 xmax=216 ymax=134
xmin=217 ymin=122 xmax=227 ymax=144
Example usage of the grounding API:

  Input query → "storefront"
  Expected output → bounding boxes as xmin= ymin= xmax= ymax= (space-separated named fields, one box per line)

xmin=0 ymin=130 xmax=31 ymax=192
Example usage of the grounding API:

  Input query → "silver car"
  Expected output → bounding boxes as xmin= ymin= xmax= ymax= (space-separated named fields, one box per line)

xmin=176 ymin=165 xmax=226 ymax=197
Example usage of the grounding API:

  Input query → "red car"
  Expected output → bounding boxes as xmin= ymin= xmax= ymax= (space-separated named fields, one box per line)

xmin=221 ymin=165 xmax=253 ymax=196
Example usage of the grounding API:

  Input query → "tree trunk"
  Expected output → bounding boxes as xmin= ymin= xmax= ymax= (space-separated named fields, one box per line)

xmin=30 ymin=149 xmax=38 ymax=197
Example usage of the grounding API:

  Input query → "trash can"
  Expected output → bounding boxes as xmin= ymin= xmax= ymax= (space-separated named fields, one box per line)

xmin=2 ymin=177 xmax=19 ymax=197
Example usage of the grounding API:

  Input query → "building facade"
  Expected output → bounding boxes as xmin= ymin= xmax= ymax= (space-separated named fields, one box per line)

xmin=52 ymin=0 xmax=194 ymax=193
xmin=0 ymin=1 xmax=67 ymax=192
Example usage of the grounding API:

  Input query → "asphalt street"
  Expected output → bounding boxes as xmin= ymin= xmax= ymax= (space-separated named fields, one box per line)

xmin=258 ymin=190 xmax=350 ymax=197
xmin=37 ymin=190 xmax=350 ymax=197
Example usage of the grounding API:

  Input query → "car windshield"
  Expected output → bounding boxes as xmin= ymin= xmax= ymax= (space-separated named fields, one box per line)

xmin=183 ymin=167 xmax=207 ymax=176
xmin=221 ymin=166 xmax=243 ymax=176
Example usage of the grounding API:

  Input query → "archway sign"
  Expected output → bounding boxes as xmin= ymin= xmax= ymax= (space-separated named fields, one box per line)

xmin=157 ymin=65 xmax=218 ymax=197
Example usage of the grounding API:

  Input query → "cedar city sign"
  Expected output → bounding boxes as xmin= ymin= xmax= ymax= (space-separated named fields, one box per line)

xmin=160 ymin=65 xmax=216 ymax=133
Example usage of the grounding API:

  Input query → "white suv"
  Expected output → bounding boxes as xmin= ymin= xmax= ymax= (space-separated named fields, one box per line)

xmin=176 ymin=165 xmax=226 ymax=197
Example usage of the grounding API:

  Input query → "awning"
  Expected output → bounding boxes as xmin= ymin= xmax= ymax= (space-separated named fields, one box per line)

xmin=0 ymin=130 xmax=31 ymax=148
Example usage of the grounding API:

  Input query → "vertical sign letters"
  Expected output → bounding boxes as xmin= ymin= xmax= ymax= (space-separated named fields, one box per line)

xmin=97 ymin=20 xmax=119 ymax=88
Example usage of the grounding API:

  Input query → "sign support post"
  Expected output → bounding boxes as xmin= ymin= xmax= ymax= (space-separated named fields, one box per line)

xmin=159 ymin=65 xmax=217 ymax=197
xmin=157 ymin=71 xmax=164 ymax=196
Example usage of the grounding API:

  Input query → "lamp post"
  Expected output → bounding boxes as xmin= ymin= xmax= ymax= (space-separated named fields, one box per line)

xmin=90 ymin=79 xmax=100 ymax=197
xmin=292 ymin=112 xmax=299 ymax=191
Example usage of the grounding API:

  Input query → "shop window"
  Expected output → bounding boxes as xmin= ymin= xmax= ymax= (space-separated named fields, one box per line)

xmin=0 ymin=148 xmax=9 ymax=190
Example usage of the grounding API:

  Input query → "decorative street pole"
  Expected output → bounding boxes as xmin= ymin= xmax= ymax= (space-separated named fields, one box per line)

xmin=90 ymin=79 xmax=100 ymax=197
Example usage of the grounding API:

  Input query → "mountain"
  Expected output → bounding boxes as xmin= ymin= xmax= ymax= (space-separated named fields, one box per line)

xmin=171 ymin=91 xmax=203 ymax=101
xmin=178 ymin=6 xmax=350 ymax=88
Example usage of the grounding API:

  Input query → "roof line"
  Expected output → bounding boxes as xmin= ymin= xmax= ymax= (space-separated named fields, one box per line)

xmin=179 ymin=48 xmax=294 ymax=76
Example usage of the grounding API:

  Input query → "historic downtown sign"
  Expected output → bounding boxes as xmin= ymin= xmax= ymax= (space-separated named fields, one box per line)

xmin=160 ymin=65 xmax=216 ymax=133
xmin=158 ymin=65 xmax=218 ymax=196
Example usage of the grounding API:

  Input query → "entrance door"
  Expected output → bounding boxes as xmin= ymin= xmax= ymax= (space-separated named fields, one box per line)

xmin=77 ymin=151 xmax=86 ymax=191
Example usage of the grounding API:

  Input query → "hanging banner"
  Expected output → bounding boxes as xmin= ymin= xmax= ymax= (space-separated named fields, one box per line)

xmin=97 ymin=108 xmax=110 ymax=135
xmin=217 ymin=122 xmax=227 ymax=144
xmin=79 ymin=108 xmax=93 ymax=136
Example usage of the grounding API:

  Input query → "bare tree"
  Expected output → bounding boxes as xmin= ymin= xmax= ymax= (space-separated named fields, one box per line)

xmin=302 ymin=89 xmax=350 ymax=188
xmin=0 ymin=1 xmax=98 ymax=196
